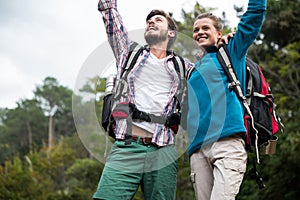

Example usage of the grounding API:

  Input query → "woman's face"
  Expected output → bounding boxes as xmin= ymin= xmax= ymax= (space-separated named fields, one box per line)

xmin=193 ymin=18 xmax=222 ymax=49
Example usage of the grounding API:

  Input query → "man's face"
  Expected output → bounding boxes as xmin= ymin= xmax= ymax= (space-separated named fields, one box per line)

xmin=144 ymin=14 xmax=169 ymax=46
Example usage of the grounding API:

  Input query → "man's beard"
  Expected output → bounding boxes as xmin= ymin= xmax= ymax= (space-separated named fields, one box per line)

xmin=144 ymin=29 xmax=168 ymax=47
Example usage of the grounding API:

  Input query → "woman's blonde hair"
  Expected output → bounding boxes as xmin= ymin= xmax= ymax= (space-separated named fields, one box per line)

xmin=196 ymin=13 xmax=223 ymax=32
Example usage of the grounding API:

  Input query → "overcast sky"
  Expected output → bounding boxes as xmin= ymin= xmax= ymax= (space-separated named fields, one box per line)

xmin=0 ymin=0 xmax=246 ymax=109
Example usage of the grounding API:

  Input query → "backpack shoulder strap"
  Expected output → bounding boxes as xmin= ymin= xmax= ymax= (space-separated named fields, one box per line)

xmin=173 ymin=55 xmax=185 ymax=79
xmin=217 ymin=45 xmax=261 ymax=163
xmin=172 ymin=55 xmax=186 ymax=111
xmin=114 ymin=42 xmax=144 ymax=101
xmin=217 ymin=45 xmax=245 ymax=100
xmin=245 ymin=57 xmax=254 ymax=105
xmin=121 ymin=42 xmax=144 ymax=78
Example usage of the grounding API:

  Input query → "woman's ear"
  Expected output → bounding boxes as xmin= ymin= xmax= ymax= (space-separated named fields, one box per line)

xmin=217 ymin=31 xmax=223 ymax=40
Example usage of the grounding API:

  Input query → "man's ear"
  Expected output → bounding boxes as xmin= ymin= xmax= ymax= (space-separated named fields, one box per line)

xmin=168 ymin=30 xmax=176 ymax=38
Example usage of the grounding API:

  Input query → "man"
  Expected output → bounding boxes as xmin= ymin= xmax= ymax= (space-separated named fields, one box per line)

xmin=93 ymin=0 xmax=193 ymax=199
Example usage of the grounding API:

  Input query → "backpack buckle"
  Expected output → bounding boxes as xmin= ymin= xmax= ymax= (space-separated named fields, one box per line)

xmin=138 ymin=111 xmax=151 ymax=122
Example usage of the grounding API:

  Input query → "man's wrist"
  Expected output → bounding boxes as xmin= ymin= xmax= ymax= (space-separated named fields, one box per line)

xmin=98 ymin=0 xmax=116 ymax=11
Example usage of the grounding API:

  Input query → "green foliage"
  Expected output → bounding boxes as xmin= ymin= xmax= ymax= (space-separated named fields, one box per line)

xmin=0 ymin=76 xmax=77 ymax=164
xmin=176 ymin=154 xmax=195 ymax=200
xmin=35 ymin=77 xmax=76 ymax=137
xmin=264 ymin=131 xmax=300 ymax=199
xmin=0 ymin=99 xmax=47 ymax=163
xmin=29 ymin=139 xmax=76 ymax=193
xmin=66 ymin=158 xmax=103 ymax=200
xmin=63 ymin=134 xmax=90 ymax=159
xmin=0 ymin=157 xmax=52 ymax=200
xmin=265 ymin=41 xmax=300 ymax=103
xmin=34 ymin=77 xmax=69 ymax=112
xmin=238 ymin=130 xmax=300 ymax=200
xmin=0 ymin=135 xmax=99 ymax=200
xmin=78 ymin=75 xmax=106 ymax=126
xmin=261 ymin=0 xmax=300 ymax=49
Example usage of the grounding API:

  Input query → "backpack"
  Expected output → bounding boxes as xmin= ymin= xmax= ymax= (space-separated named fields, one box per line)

xmin=217 ymin=45 xmax=284 ymax=159
xmin=101 ymin=42 xmax=188 ymax=139
xmin=217 ymin=45 xmax=284 ymax=188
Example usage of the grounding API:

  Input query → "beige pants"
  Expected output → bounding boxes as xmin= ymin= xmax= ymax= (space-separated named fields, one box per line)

xmin=190 ymin=134 xmax=247 ymax=200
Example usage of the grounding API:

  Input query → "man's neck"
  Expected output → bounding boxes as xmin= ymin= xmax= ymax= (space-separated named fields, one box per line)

xmin=149 ymin=46 xmax=167 ymax=59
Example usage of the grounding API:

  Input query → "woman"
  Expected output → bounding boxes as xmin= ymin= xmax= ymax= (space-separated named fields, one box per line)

xmin=187 ymin=0 xmax=267 ymax=199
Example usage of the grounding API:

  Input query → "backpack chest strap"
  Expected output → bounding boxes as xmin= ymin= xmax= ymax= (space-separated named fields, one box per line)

xmin=129 ymin=103 xmax=167 ymax=124
xmin=112 ymin=102 xmax=180 ymax=133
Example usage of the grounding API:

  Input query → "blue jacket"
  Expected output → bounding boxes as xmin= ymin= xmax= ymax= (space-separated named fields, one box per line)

xmin=187 ymin=0 xmax=267 ymax=156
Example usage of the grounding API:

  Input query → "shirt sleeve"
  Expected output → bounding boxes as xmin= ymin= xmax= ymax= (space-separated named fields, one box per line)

xmin=230 ymin=0 xmax=267 ymax=58
xmin=98 ymin=0 xmax=130 ymax=67
xmin=227 ymin=0 xmax=267 ymax=94
xmin=98 ymin=0 xmax=116 ymax=11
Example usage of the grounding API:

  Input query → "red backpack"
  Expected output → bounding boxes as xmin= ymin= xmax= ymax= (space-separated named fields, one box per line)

xmin=217 ymin=45 xmax=284 ymax=163
xmin=217 ymin=45 xmax=285 ymax=189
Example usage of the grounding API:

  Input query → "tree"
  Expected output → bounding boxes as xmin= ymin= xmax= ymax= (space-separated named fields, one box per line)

xmin=0 ymin=156 xmax=52 ymax=200
xmin=34 ymin=77 xmax=76 ymax=146
xmin=234 ymin=0 xmax=300 ymax=199
xmin=66 ymin=158 xmax=103 ymax=200
xmin=261 ymin=0 xmax=300 ymax=50
xmin=0 ymin=77 xmax=76 ymax=163
xmin=0 ymin=99 xmax=47 ymax=163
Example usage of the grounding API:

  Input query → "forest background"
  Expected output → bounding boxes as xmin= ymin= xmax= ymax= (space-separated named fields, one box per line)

xmin=0 ymin=0 xmax=299 ymax=199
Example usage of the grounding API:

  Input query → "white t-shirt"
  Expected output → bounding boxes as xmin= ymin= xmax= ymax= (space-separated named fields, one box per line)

xmin=132 ymin=52 xmax=173 ymax=133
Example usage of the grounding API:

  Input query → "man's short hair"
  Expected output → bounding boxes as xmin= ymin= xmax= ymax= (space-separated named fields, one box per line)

xmin=146 ymin=9 xmax=178 ymax=32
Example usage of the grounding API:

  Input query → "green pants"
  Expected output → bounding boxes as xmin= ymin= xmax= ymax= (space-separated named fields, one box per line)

xmin=93 ymin=140 xmax=178 ymax=200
